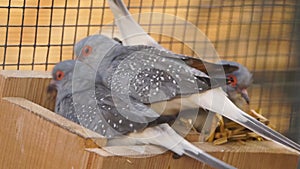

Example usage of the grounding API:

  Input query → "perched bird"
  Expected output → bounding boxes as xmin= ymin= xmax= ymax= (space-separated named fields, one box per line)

xmin=74 ymin=34 xmax=300 ymax=153
xmin=47 ymin=59 xmax=177 ymax=137
xmin=48 ymin=59 xmax=236 ymax=169
xmin=107 ymin=0 xmax=298 ymax=152
xmin=107 ymin=0 xmax=247 ymax=136
xmin=108 ymin=0 xmax=253 ymax=105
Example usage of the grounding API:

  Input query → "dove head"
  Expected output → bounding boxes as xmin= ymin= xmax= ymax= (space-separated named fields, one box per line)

xmin=48 ymin=60 xmax=97 ymax=96
xmin=74 ymin=34 xmax=120 ymax=71
xmin=48 ymin=60 xmax=76 ymax=94
xmin=219 ymin=60 xmax=253 ymax=104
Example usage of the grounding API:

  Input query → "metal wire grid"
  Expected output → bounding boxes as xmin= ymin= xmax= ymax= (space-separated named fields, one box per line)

xmin=0 ymin=0 xmax=299 ymax=143
xmin=1 ymin=0 xmax=106 ymax=70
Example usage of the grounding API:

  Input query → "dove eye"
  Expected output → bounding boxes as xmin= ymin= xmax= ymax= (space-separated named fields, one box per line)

xmin=56 ymin=70 xmax=65 ymax=81
xmin=227 ymin=74 xmax=237 ymax=87
xmin=82 ymin=45 xmax=92 ymax=57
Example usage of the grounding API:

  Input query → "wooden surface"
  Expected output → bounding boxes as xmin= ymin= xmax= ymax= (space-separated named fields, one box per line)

xmin=0 ymin=97 xmax=90 ymax=169
xmin=0 ymin=70 xmax=54 ymax=110
xmin=87 ymin=141 xmax=300 ymax=169
xmin=0 ymin=67 xmax=299 ymax=168
xmin=3 ymin=97 xmax=107 ymax=147
xmin=0 ymin=96 xmax=298 ymax=169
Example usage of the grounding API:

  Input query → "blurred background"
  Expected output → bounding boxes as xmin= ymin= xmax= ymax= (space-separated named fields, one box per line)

xmin=0 ymin=0 xmax=299 ymax=146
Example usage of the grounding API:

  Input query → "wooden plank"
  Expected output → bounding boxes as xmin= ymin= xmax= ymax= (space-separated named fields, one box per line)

xmin=86 ymin=147 xmax=173 ymax=169
xmin=2 ymin=97 xmax=106 ymax=147
xmin=0 ymin=70 xmax=55 ymax=111
xmin=85 ymin=141 xmax=299 ymax=169
xmin=0 ymin=97 xmax=93 ymax=169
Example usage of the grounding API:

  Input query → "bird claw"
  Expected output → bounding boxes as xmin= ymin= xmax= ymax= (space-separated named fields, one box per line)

xmin=172 ymin=153 xmax=182 ymax=159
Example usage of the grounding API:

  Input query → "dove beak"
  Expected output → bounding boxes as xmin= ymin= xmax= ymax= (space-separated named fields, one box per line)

xmin=241 ymin=88 xmax=250 ymax=104
xmin=47 ymin=80 xmax=57 ymax=94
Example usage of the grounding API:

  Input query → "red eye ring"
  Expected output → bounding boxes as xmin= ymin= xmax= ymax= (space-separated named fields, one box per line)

xmin=227 ymin=74 xmax=237 ymax=87
xmin=82 ymin=45 xmax=92 ymax=57
xmin=56 ymin=70 xmax=65 ymax=81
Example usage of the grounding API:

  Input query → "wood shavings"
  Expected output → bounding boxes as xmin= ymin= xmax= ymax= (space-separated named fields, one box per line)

xmin=179 ymin=117 xmax=198 ymax=132
xmin=206 ymin=109 xmax=274 ymax=145
xmin=126 ymin=159 xmax=133 ymax=164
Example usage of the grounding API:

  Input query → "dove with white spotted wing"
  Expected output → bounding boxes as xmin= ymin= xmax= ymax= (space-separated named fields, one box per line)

xmin=75 ymin=34 xmax=300 ymax=152
xmin=48 ymin=60 xmax=236 ymax=169
xmin=107 ymin=0 xmax=224 ymax=139
xmin=107 ymin=0 xmax=250 ymax=104
xmin=48 ymin=60 xmax=154 ymax=137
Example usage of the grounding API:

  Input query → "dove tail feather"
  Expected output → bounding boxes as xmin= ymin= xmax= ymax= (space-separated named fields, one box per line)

xmin=191 ymin=88 xmax=300 ymax=152
xmin=108 ymin=0 xmax=130 ymax=17
xmin=148 ymin=124 xmax=236 ymax=169
xmin=184 ymin=149 xmax=236 ymax=169
xmin=108 ymin=0 xmax=164 ymax=49
xmin=107 ymin=123 xmax=235 ymax=168
xmin=179 ymin=139 xmax=236 ymax=169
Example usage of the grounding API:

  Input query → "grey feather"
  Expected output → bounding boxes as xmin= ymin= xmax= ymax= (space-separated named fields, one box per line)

xmin=107 ymin=0 xmax=164 ymax=49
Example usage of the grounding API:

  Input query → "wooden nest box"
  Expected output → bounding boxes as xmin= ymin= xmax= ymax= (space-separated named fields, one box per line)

xmin=0 ymin=70 xmax=298 ymax=169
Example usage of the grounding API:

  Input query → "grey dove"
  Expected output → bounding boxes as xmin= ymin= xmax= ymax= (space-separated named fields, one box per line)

xmin=74 ymin=34 xmax=300 ymax=153
xmin=107 ymin=0 xmax=253 ymax=134
xmin=108 ymin=0 xmax=253 ymax=107
xmin=48 ymin=59 xmax=236 ymax=169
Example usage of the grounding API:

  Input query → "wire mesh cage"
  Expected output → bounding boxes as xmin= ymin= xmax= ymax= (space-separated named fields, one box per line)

xmin=0 ymin=0 xmax=299 ymax=145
